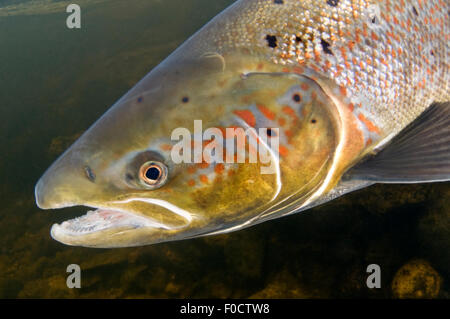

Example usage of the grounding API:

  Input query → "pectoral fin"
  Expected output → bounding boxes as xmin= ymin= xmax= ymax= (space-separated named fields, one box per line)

xmin=345 ymin=102 xmax=450 ymax=183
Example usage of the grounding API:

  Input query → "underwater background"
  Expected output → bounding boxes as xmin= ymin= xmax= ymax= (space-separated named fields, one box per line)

xmin=0 ymin=0 xmax=448 ymax=298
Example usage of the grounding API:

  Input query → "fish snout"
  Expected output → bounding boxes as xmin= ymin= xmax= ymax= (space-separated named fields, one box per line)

xmin=34 ymin=150 xmax=100 ymax=210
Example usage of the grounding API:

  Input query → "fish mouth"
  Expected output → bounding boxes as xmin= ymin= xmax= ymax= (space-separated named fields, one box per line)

xmin=44 ymin=200 xmax=195 ymax=248
xmin=50 ymin=206 xmax=172 ymax=244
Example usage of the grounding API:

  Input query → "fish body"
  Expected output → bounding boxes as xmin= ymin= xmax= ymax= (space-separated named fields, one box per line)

xmin=35 ymin=0 xmax=449 ymax=247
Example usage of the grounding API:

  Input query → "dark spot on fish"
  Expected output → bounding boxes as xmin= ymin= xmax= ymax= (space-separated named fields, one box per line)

xmin=320 ymin=39 xmax=333 ymax=55
xmin=327 ymin=0 xmax=339 ymax=7
xmin=430 ymin=50 xmax=435 ymax=56
xmin=137 ymin=96 xmax=143 ymax=103
xmin=292 ymin=94 xmax=301 ymax=103
xmin=265 ymin=35 xmax=278 ymax=48
xmin=266 ymin=128 xmax=277 ymax=137
xmin=84 ymin=166 xmax=96 ymax=182
xmin=412 ymin=6 xmax=418 ymax=16
xmin=182 ymin=96 xmax=189 ymax=103
xmin=311 ymin=119 xmax=317 ymax=124
xmin=371 ymin=16 xmax=377 ymax=24
xmin=274 ymin=0 xmax=284 ymax=4
xmin=295 ymin=36 xmax=302 ymax=43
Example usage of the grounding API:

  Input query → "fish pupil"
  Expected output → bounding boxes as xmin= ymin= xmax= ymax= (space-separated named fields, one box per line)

xmin=146 ymin=167 xmax=161 ymax=180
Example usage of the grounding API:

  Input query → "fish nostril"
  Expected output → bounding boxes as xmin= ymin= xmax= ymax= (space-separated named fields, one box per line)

xmin=84 ymin=166 xmax=96 ymax=182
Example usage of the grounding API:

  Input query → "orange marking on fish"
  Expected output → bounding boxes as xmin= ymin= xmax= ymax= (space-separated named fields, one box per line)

xmin=310 ymin=65 xmax=321 ymax=73
xmin=282 ymin=106 xmax=297 ymax=119
xmin=279 ymin=145 xmax=289 ymax=157
xmin=339 ymin=46 xmax=347 ymax=60
xmin=197 ymin=162 xmax=210 ymax=169
xmin=358 ymin=113 xmax=381 ymax=134
xmin=371 ymin=32 xmax=379 ymax=41
xmin=336 ymin=65 xmax=344 ymax=77
xmin=292 ymin=66 xmax=304 ymax=74
xmin=227 ymin=170 xmax=235 ymax=177
xmin=301 ymin=83 xmax=309 ymax=91
xmin=187 ymin=179 xmax=196 ymax=187
xmin=354 ymin=29 xmax=361 ymax=44
xmin=314 ymin=49 xmax=322 ymax=63
xmin=393 ymin=16 xmax=399 ymax=25
xmin=348 ymin=103 xmax=355 ymax=112
xmin=348 ymin=41 xmax=355 ymax=51
xmin=214 ymin=163 xmax=224 ymax=175
xmin=199 ymin=175 xmax=209 ymax=184
xmin=362 ymin=24 xmax=368 ymax=37
xmin=257 ymin=104 xmax=276 ymax=120
xmin=233 ymin=110 xmax=256 ymax=127
xmin=323 ymin=60 xmax=332 ymax=73
xmin=187 ymin=166 xmax=197 ymax=174
xmin=160 ymin=144 xmax=172 ymax=151
xmin=339 ymin=86 xmax=348 ymax=97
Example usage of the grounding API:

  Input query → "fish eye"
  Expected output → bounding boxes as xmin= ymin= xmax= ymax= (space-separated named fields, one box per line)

xmin=139 ymin=161 xmax=168 ymax=188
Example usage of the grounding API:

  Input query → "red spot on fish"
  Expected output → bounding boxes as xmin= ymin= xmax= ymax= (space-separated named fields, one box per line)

xmin=282 ymin=106 xmax=297 ymax=119
xmin=279 ymin=145 xmax=289 ymax=157
xmin=257 ymin=104 xmax=276 ymax=120
xmin=187 ymin=179 xmax=196 ymax=187
xmin=199 ymin=175 xmax=209 ymax=184
xmin=233 ymin=110 xmax=256 ymax=127
xmin=214 ymin=163 xmax=224 ymax=175
xmin=187 ymin=166 xmax=197 ymax=174
xmin=358 ymin=113 xmax=381 ymax=134
xmin=197 ymin=162 xmax=210 ymax=169
xmin=160 ymin=144 xmax=172 ymax=151
xmin=292 ymin=66 xmax=304 ymax=74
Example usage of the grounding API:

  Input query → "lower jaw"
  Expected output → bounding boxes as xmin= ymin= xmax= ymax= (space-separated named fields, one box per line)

xmin=51 ymin=207 xmax=171 ymax=238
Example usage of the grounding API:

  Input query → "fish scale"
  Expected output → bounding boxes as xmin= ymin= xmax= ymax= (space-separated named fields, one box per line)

xmin=188 ymin=0 xmax=449 ymax=141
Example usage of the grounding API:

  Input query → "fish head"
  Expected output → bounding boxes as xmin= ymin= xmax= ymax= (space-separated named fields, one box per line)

xmin=35 ymin=51 xmax=347 ymax=247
